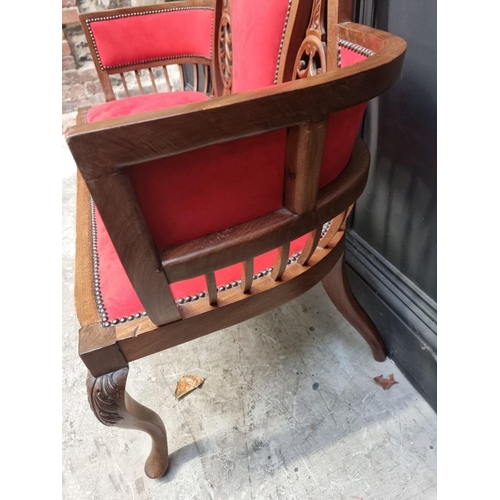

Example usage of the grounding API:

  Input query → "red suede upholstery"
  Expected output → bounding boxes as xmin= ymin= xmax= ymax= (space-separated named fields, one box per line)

xmin=231 ymin=0 xmax=291 ymax=92
xmin=340 ymin=45 xmax=368 ymax=67
xmin=128 ymin=130 xmax=286 ymax=249
xmin=87 ymin=91 xmax=210 ymax=122
xmin=88 ymin=8 xmax=214 ymax=69
xmin=318 ymin=47 xmax=369 ymax=187
xmin=320 ymin=104 xmax=367 ymax=188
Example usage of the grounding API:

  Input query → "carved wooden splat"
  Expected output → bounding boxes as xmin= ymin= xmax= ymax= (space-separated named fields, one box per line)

xmin=219 ymin=0 xmax=232 ymax=95
xmin=293 ymin=0 xmax=327 ymax=79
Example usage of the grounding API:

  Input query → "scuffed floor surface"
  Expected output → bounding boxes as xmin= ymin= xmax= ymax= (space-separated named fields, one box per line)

xmin=62 ymin=138 xmax=436 ymax=500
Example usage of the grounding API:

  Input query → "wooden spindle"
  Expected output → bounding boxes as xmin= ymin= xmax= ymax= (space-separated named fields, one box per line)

xmin=318 ymin=211 xmax=347 ymax=248
xmin=178 ymin=65 xmax=185 ymax=90
xmin=162 ymin=66 xmax=172 ymax=92
xmin=271 ymin=242 xmax=290 ymax=281
xmin=241 ymin=259 xmax=254 ymax=293
xmin=298 ymin=227 xmax=322 ymax=266
xmin=284 ymin=121 xmax=328 ymax=214
xmin=134 ymin=70 xmax=145 ymax=94
xmin=205 ymin=272 xmax=218 ymax=306
xmin=148 ymin=68 xmax=158 ymax=93
xmin=193 ymin=64 xmax=199 ymax=91
xmin=120 ymin=73 xmax=131 ymax=97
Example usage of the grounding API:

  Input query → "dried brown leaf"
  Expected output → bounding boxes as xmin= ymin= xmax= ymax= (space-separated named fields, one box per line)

xmin=374 ymin=373 xmax=398 ymax=390
xmin=174 ymin=375 xmax=206 ymax=399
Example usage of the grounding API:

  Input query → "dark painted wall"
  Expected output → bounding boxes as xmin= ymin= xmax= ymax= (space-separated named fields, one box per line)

xmin=352 ymin=0 xmax=437 ymax=301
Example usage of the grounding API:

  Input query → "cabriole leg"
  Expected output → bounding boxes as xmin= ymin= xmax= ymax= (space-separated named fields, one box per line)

xmin=322 ymin=250 xmax=386 ymax=362
xmin=87 ymin=367 xmax=169 ymax=478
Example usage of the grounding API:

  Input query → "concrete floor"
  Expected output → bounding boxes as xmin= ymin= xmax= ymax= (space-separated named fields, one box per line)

xmin=62 ymin=138 xmax=437 ymax=500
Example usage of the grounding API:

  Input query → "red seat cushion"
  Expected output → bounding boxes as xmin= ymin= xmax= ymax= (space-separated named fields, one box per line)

xmin=86 ymin=91 xmax=210 ymax=122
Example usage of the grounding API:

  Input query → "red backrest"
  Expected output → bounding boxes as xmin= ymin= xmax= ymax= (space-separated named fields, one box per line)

xmin=231 ymin=0 xmax=291 ymax=92
xmin=85 ymin=7 xmax=214 ymax=70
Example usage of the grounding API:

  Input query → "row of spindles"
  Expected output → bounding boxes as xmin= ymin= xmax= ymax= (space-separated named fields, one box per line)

xmin=113 ymin=63 xmax=212 ymax=99
xmin=201 ymin=209 xmax=351 ymax=307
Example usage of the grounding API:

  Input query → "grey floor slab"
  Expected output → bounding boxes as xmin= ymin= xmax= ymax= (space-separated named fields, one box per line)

xmin=62 ymin=139 xmax=436 ymax=500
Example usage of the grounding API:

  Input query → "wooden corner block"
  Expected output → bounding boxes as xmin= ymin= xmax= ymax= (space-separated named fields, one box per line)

xmin=79 ymin=323 xmax=128 ymax=377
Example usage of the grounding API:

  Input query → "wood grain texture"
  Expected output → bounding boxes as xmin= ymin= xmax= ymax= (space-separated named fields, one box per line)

xmin=284 ymin=121 xmax=328 ymax=214
xmin=86 ymin=171 xmax=181 ymax=326
xmin=298 ymin=227 xmax=322 ymax=266
xmin=241 ymin=259 xmax=254 ymax=294
xmin=326 ymin=0 xmax=340 ymax=70
xmin=74 ymin=170 xmax=100 ymax=326
xmin=87 ymin=367 xmax=169 ymax=478
xmin=79 ymin=322 xmax=128 ymax=376
xmin=205 ymin=272 xmax=218 ymax=306
xmin=271 ymin=242 xmax=290 ymax=281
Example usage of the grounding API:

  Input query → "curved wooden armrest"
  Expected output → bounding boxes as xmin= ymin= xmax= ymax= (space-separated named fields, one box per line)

xmin=66 ymin=23 xmax=406 ymax=181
